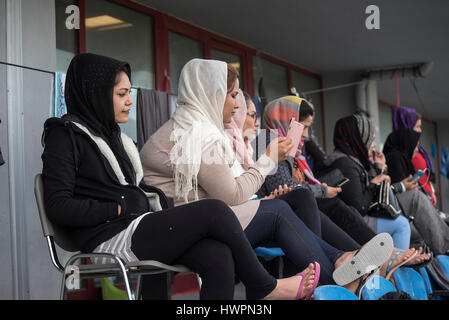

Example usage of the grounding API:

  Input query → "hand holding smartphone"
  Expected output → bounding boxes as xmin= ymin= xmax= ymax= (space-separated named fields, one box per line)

xmin=408 ymin=170 xmax=424 ymax=182
xmin=286 ymin=118 xmax=304 ymax=158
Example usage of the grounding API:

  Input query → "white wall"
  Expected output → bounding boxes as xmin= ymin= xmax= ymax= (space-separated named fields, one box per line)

xmin=1 ymin=0 xmax=61 ymax=300
xmin=321 ymin=71 xmax=360 ymax=154
xmin=0 ymin=0 xmax=14 ymax=300
xmin=437 ymin=120 xmax=449 ymax=213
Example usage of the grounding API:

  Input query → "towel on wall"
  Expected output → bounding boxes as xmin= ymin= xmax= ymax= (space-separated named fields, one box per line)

xmin=52 ymin=72 xmax=67 ymax=118
xmin=136 ymin=88 xmax=171 ymax=150
xmin=0 ymin=119 xmax=4 ymax=166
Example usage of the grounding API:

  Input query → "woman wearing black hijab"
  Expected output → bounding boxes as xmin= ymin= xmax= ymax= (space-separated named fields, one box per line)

xmin=321 ymin=114 xmax=413 ymax=250
xmin=384 ymin=129 xmax=449 ymax=255
xmin=41 ymin=53 xmax=320 ymax=300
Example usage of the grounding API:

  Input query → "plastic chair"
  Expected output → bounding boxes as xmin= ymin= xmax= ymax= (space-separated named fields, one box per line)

xmin=254 ymin=247 xmax=285 ymax=279
xmin=361 ymin=275 xmax=396 ymax=300
xmin=436 ymin=255 xmax=449 ymax=276
xmin=254 ymin=247 xmax=285 ymax=261
xmin=313 ymin=285 xmax=359 ymax=300
xmin=392 ymin=267 xmax=428 ymax=300
xmin=34 ymin=174 xmax=192 ymax=300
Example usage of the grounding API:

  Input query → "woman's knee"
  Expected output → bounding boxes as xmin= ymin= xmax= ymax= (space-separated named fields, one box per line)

xmin=292 ymin=187 xmax=314 ymax=200
xmin=199 ymin=240 xmax=235 ymax=277
xmin=286 ymin=188 xmax=315 ymax=206
xmin=196 ymin=198 xmax=241 ymax=228
xmin=394 ymin=215 xmax=411 ymax=235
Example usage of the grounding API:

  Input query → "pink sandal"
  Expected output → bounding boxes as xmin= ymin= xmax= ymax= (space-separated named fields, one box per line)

xmin=296 ymin=261 xmax=321 ymax=300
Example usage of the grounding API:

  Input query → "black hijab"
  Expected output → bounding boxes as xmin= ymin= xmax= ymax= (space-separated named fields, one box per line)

xmin=333 ymin=115 xmax=372 ymax=171
xmin=63 ymin=53 xmax=136 ymax=185
xmin=383 ymin=128 xmax=421 ymax=182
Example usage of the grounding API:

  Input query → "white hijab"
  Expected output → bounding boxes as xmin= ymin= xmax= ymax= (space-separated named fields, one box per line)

xmin=169 ymin=59 xmax=236 ymax=202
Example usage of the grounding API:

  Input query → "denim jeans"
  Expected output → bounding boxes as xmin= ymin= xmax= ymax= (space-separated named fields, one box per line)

xmin=244 ymin=198 xmax=345 ymax=285
xmin=376 ymin=215 xmax=411 ymax=250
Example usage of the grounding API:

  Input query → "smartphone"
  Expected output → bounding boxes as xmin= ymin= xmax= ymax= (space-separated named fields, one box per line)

xmin=336 ymin=178 xmax=350 ymax=188
xmin=409 ymin=170 xmax=425 ymax=182
xmin=286 ymin=118 xmax=304 ymax=158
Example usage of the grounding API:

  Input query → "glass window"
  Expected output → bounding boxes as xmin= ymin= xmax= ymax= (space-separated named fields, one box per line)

xmin=55 ymin=0 xmax=78 ymax=73
xmin=210 ymin=48 xmax=244 ymax=86
xmin=253 ymin=56 xmax=288 ymax=103
xmin=168 ymin=31 xmax=204 ymax=95
xmin=85 ymin=0 xmax=155 ymax=89
xmin=85 ymin=0 xmax=155 ymax=141
xmin=291 ymin=70 xmax=324 ymax=148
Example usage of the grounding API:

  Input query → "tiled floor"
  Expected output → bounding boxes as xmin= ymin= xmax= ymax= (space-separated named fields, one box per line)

xmin=172 ymin=282 xmax=246 ymax=300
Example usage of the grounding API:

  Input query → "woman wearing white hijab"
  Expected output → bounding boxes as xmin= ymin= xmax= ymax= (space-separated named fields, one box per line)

xmin=141 ymin=59 xmax=400 ymax=295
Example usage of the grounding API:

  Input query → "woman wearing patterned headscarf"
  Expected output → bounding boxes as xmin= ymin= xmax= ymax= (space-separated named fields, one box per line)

xmin=259 ymin=97 xmax=401 ymax=248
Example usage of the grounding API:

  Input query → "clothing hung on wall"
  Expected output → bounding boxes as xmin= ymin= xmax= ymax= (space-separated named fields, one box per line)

xmin=52 ymin=72 xmax=67 ymax=118
xmin=0 ymin=119 xmax=4 ymax=166
xmin=0 ymin=148 xmax=4 ymax=166
xmin=441 ymin=146 xmax=449 ymax=179
xmin=136 ymin=88 xmax=171 ymax=150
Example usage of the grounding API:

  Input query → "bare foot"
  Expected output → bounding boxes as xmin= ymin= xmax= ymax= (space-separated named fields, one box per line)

xmin=334 ymin=250 xmax=358 ymax=270
xmin=404 ymin=247 xmax=431 ymax=266
xmin=380 ymin=248 xmax=416 ymax=277
xmin=264 ymin=263 xmax=316 ymax=300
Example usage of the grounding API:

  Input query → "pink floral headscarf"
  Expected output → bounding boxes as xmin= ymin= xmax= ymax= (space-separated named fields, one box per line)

xmin=224 ymin=89 xmax=255 ymax=170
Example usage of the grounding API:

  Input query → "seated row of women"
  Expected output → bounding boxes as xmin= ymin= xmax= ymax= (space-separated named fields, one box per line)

xmin=42 ymin=53 xmax=436 ymax=300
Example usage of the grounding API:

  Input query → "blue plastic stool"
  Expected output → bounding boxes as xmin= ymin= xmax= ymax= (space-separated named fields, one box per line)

xmin=418 ymin=267 xmax=433 ymax=295
xmin=254 ymin=247 xmax=285 ymax=278
xmin=392 ymin=267 xmax=428 ymax=300
xmin=314 ymin=285 xmax=359 ymax=300
xmin=361 ymin=275 xmax=396 ymax=300
xmin=436 ymin=255 xmax=449 ymax=276
xmin=254 ymin=247 xmax=285 ymax=261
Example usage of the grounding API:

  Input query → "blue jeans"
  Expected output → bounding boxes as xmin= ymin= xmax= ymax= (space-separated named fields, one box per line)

xmin=376 ymin=215 xmax=411 ymax=249
xmin=244 ymin=199 xmax=344 ymax=285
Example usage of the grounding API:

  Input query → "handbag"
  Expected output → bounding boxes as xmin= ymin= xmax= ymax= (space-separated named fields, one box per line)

xmin=315 ymin=168 xmax=347 ymax=187
xmin=368 ymin=180 xmax=402 ymax=219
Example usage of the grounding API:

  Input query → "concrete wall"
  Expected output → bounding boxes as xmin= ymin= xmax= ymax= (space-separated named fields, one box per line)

xmin=1 ymin=0 xmax=61 ymax=300
xmin=437 ymin=120 xmax=449 ymax=213
xmin=321 ymin=71 xmax=360 ymax=154
xmin=0 ymin=0 xmax=14 ymax=300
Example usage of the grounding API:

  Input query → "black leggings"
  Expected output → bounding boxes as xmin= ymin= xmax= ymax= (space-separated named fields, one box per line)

xmin=279 ymin=189 xmax=360 ymax=251
xmin=130 ymin=199 xmax=276 ymax=300
xmin=316 ymin=197 xmax=377 ymax=246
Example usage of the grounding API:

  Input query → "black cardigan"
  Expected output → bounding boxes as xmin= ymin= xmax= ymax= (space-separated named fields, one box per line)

xmin=326 ymin=156 xmax=379 ymax=216
xmin=41 ymin=118 xmax=167 ymax=253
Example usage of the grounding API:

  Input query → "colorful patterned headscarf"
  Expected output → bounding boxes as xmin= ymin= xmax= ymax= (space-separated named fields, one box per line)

xmin=264 ymin=96 xmax=321 ymax=184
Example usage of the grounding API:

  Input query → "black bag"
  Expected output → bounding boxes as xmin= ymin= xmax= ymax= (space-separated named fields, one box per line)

xmin=316 ymin=168 xmax=347 ymax=188
xmin=368 ymin=180 xmax=402 ymax=219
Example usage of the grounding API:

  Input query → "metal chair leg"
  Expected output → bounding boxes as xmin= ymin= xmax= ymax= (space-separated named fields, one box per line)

xmin=61 ymin=253 xmax=135 ymax=300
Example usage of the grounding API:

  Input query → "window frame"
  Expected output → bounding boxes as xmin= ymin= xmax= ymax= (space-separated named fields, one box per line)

xmin=73 ymin=0 xmax=326 ymax=149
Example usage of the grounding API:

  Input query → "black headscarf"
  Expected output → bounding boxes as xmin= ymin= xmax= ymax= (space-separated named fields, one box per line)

xmin=63 ymin=53 xmax=136 ymax=185
xmin=383 ymin=128 xmax=421 ymax=182
xmin=333 ymin=115 xmax=372 ymax=171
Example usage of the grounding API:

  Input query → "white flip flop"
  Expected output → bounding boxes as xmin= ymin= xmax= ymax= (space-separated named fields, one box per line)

xmin=333 ymin=233 xmax=394 ymax=286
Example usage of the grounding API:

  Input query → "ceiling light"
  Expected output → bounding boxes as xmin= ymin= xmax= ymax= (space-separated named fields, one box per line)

xmin=85 ymin=15 xmax=125 ymax=28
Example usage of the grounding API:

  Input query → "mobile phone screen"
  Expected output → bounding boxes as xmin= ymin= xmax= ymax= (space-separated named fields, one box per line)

xmin=286 ymin=118 xmax=304 ymax=158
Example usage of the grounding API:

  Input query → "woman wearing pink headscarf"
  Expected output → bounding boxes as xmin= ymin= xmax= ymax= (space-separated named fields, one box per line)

xmin=224 ymin=90 xmax=256 ymax=171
